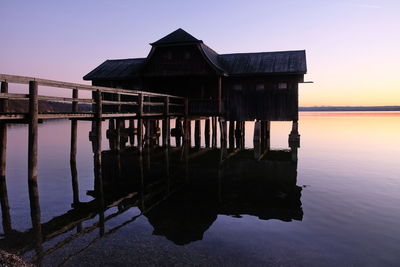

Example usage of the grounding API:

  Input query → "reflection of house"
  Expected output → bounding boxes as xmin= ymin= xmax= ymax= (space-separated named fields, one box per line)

xmin=143 ymin=150 xmax=303 ymax=245
xmin=84 ymin=28 xmax=307 ymax=121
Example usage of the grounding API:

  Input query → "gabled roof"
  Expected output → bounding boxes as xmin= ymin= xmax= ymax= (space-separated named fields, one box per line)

xmin=151 ymin=28 xmax=201 ymax=45
xmin=83 ymin=58 xmax=145 ymax=80
xmin=84 ymin=29 xmax=307 ymax=80
xmin=219 ymin=50 xmax=306 ymax=75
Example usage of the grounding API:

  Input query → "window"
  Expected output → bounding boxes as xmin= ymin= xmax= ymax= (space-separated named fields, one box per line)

xmin=233 ymin=84 xmax=242 ymax=91
xmin=278 ymin=82 xmax=288 ymax=89
xmin=256 ymin=84 xmax=265 ymax=91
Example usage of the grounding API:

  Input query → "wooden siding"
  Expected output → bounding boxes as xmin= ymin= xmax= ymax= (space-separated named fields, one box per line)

xmin=225 ymin=76 xmax=300 ymax=121
xmin=144 ymin=45 xmax=217 ymax=76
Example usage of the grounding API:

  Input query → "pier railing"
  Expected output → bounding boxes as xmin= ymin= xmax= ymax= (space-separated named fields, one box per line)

xmin=0 ymin=73 xmax=186 ymax=121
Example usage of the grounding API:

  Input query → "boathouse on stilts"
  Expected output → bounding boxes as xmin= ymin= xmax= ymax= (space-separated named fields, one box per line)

xmin=84 ymin=28 xmax=307 ymax=160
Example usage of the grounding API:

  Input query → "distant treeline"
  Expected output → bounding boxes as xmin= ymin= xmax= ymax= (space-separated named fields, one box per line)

xmin=299 ymin=106 xmax=400 ymax=112
xmin=5 ymin=100 xmax=92 ymax=113
xmin=4 ymin=101 xmax=400 ymax=113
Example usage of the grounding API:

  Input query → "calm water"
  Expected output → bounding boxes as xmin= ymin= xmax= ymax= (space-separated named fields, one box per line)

xmin=1 ymin=112 xmax=400 ymax=266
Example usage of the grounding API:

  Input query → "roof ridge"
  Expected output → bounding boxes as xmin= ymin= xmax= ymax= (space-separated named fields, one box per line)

xmin=106 ymin=57 xmax=146 ymax=62
xmin=220 ymin=50 xmax=305 ymax=56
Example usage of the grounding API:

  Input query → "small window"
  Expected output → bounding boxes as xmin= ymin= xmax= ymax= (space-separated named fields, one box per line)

xmin=184 ymin=52 xmax=191 ymax=59
xmin=278 ymin=82 xmax=288 ymax=89
xmin=233 ymin=84 xmax=242 ymax=91
xmin=256 ymin=84 xmax=265 ymax=91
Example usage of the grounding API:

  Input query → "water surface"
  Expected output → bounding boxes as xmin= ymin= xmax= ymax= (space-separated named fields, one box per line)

xmin=1 ymin=112 xmax=400 ymax=266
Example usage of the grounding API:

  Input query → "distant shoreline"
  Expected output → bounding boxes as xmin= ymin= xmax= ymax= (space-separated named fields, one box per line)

xmin=299 ymin=106 xmax=400 ymax=112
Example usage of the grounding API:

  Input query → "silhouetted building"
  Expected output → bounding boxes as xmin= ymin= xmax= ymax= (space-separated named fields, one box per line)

xmin=84 ymin=28 xmax=307 ymax=121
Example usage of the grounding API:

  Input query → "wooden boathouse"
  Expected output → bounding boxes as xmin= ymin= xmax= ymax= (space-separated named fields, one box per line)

xmin=84 ymin=28 xmax=307 ymax=152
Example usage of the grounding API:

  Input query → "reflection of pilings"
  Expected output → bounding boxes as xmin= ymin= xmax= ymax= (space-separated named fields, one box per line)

xmin=0 ymin=81 xmax=11 ymax=235
xmin=28 ymin=81 xmax=43 ymax=260
xmin=70 ymin=88 xmax=80 ymax=206
xmin=138 ymin=153 xmax=145 ymax=211
xmin=164 ymin=147 xmax=170 ymax=194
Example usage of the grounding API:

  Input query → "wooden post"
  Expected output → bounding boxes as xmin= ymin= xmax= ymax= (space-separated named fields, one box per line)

xmin=204 ymin=118 xmax=210 ymax=148
xmin=228 ymin=120 xmax=235 ymax=150
xmin=162 ymin=96 xmax=170 ymax=147
xmin=0 ymin=81 xmax=11 ymax=234
xmin=194 ymin=120 xmax=201 ymax=149
xmin=217 ymin=77 xmax=222 ymax=114
xmin=129 ymin=119 xmax=135 ymax=146
xmin=235 ymin=120 xmax=242 ymax=149
xmin=289 ymin=120 xmax=300 ymax=148
xmin=253 ymin=120 xmax=261 ymax=159
xmin=183 ymin=98 xmax=189 ymax=144
xmin=219 ymin=117 xmax=227 ymax=160
xmin=137 ymin=93 xmax=143 ymax=153
xmin=175 ymin=118 xmax=182 ymax=147
xmin=70 ymin=88 xmax=79 ymax=206
xmin=260 ymin=121 xmax=265 ymax=152
xmin=264 ymin=121 xmax=271 ymax=152
xmin=93 ymin=90 xmax=103 ymax=191
xmin=241 ymin=121 xmax=246 ymax=149
xmin=212 ymin=117 xmax=217 ymax=148
xmin=28 ymin=81 xmax=43 ymax=254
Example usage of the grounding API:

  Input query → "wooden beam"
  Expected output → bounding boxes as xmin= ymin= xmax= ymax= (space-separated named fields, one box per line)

xmin=27 ymin=81 xmax=43 ymax=252
xmin=253 ymin=121 xmax=261 ymax=159
xmin=229 ymin=120 xmax=235 ymax=150
xmin=137 ymin=94 xmax=143 ymax=152
xmin=0 ymin=82 xmax=11 ymax=235
xmin=194 ymin=120 xmax=201 ymax=149
xmin=217 ymin=77 xmax=222 ymax=114
xmin=70 ymin=88 xmax=79 ymax=205
xmin=212 ymin=117 xmax=217 ymax=148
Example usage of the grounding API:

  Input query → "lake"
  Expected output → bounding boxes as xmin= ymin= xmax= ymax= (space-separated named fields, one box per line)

xmin=1 ymin=112 xmax=400 ymax=266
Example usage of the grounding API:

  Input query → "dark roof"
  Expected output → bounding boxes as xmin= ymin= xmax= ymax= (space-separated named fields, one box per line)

xmin=199 ymin=43 xmax=226 ymax=73
xmin=151 ymin=28 xmax=201 ymax=45
xmin=218 ymin=50 xmax=307 ymax=75
xmin=84 ymin=29 xmax=307 ymax=80
xmin=83 ymin=58 xmax=145 ymax=80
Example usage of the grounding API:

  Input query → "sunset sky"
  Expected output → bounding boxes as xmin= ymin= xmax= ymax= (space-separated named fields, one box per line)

xmin=1 ymin=0 xmax=399 ymax=106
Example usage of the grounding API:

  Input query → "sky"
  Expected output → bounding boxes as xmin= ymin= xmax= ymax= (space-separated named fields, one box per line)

xmin=0 ymin=0 xmax=399 ymax=106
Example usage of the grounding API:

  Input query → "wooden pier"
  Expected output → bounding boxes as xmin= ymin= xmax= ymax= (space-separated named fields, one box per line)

xmin=0 ymin=72 xmax=300 ymax=264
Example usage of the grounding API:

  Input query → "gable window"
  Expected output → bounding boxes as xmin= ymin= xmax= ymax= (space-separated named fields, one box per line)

xmin=278 ymin=82 xmax=288 ymax=89
xmin=256 ymin=84 xmax=265 ymax=91
xmin=233 ymin=84 xmax=242 ymax=91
